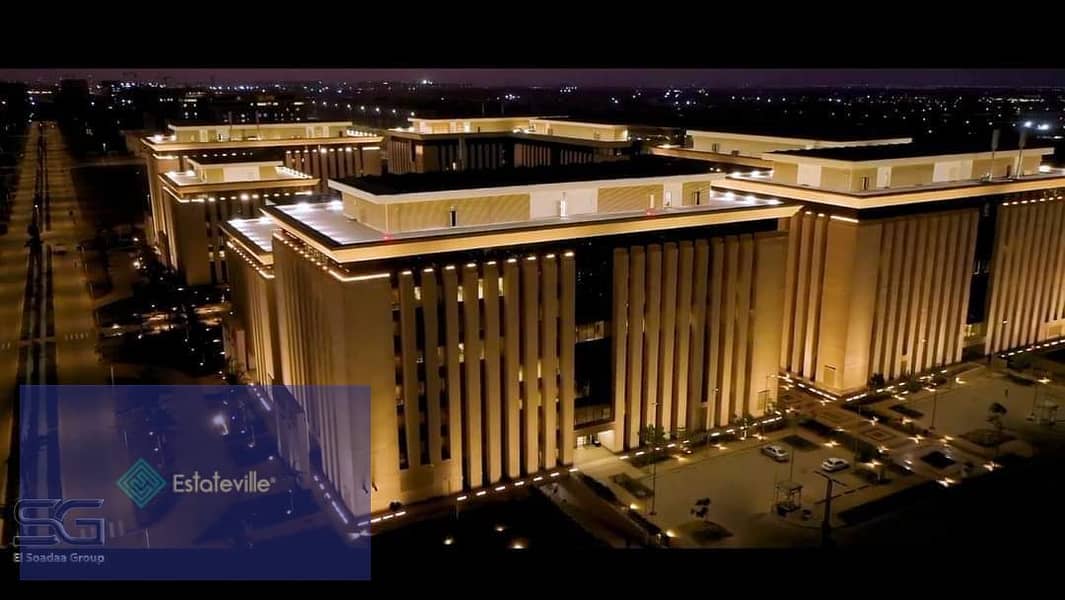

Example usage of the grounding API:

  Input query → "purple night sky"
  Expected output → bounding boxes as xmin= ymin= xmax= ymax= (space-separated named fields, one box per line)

xmin=0 ymin=69 xmax=1063 ymax=88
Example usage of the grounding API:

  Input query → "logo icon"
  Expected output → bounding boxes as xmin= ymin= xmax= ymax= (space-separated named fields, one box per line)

xmin=116 ymin=459 xmax=167 ymax=508
xmin=14 ymin=498 xmax=106 ymax=547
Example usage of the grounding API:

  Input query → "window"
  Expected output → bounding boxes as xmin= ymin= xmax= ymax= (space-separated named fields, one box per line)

xmin=711 ymin=143 xmax=720 ymax=153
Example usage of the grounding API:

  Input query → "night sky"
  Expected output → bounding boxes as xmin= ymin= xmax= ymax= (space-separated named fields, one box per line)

xmin=0 ymin=69 xmax=1063 ymax=88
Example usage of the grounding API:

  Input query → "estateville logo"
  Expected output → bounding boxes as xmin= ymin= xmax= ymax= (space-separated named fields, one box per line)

xmin=116 ymin=459 xmax=275 ymax=508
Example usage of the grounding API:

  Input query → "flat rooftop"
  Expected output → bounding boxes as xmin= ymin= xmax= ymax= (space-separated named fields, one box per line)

xmin=225 ymin=215 xmax=278 ymax=254
xmin=185 ymin=150 xmax=284 ymax=165
xmin=167 ymin=118 xmax=352 ymax=128
xmin=684 ymin=123 xmax=910 ymax=142
xmin=769 ymin=139 xmax=1054 ymax=162
xmin=163 ymin=165 xmax=313 ymax=187
xmin=334 ymin=157 xmax=719 ymax=196
xmin=263 ymin=189 xmax=794 ymax=265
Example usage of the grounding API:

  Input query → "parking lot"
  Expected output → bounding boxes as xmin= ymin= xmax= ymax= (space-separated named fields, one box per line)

xmin=576 ymin=425 xmax=927 ymax=548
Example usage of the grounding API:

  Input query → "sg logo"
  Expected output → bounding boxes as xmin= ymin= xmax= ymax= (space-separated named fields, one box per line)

xmin=13 ymin=499 xmax=107 ymax=547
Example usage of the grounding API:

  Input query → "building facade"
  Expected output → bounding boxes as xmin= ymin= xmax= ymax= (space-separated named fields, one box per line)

xmin=141 ymin=120 xmax=383 ymax=283
xmin=221 ymin=128 xmax=1065 ymax=518
xmin=715 ymin=141 xmax=1065 ymax=396
xmin=384 ymin=116 xmax=639 ymax=175
xmin=225 ymin=158 xmax=793 ymax=513
xmin=155 ymin=153 xmax=318 ymax=285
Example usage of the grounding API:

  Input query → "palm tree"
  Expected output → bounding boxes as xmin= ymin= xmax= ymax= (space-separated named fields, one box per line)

xmin=639 ymin=424 xmax=667 ymax=516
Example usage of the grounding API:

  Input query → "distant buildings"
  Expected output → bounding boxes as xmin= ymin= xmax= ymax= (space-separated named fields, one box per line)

xmin=383 ymin=116 xmax=641 ymax=174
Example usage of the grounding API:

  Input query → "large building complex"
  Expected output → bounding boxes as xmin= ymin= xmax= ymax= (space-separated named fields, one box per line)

xmin=715 ymin=140 xmax=1064 ymax=395
xmin=220 ymin=119 xmax=1065 ymax=518
xmin=384 ymin=116 xmax=640 ymax=174
xmin=140 ymin=119 xmax=383 ymax=283
xmin=153 ymin=151 xmax=320 ymax=285
xmin=224 ymin=157 xmax=791 ymax=513
xmin=653 ymin=126 xmax=912 ymax=168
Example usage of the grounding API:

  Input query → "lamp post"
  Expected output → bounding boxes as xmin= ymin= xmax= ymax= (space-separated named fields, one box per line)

xmin=930 ymin=385 xmax=939 ymax=431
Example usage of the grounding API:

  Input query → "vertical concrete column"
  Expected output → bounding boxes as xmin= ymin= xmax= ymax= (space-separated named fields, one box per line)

xmin=482 ymin=261 xmax=503 ymax=483
xmin=521 ymin=256 xmax=541 ymax=473
xmin=461 ymin=264 xmax=484 ymax=488
xmin=398 ymin=271 xmax=423 ymax=468
xmin=913 ymin=216 xmax=939 ymax=372
xmin=611 ymin=248 xmax=629 ymax=451
xmin=540 ymin=254 xmax=559 ymax=469
xmin=659 ymin=243 xmax=678 ymax=433
xmin=803 ymin=215 xmax=828 ymax=379
xmin=502 ymin=259 xmax=522 ymax=477
xmin=1028 ymin=202 xmax=1054 ymax=343
xmin=560 ymin=252 xmax=576 ymax=465
xmin=1006 ymin=206 xmax=1033 ymax=349
xmin=792 ymin=213 xmax=815 ymax=374
xmin=933 ymin=215 xmax=961 ymax=368
xmin=780 ymin=214 xmax=801 ymax=370
xmin=442 ymin=266 xmax=464 ymax=488
xmin=643 ymin=245 xmax=662 ymax=430
xmin=733 ymin=236 xmax=754 ymax=413
xmin=626 ymin=247 xmax=645 ymax=449
xmin=420 ymin=268 xmax=443 ymax=465
xmin=1015 ymin=204 xmax=1041 ymax=347
xmin=688 ymin=240 xmax=709 ymax=428
xmin=942 ymin=215 xmax=966 ymax=362
xmin=673 ymin=242 xmax=694 ymax=432
xmin=984 ymin=205 xmax=1009 ymax=354
xmin=954 ymin=213 xmax=979 ymax=361
xmin=842 ymin=223 xmax=882 ymax=390
xmin=894 ymin=219 xmax=921 ymax=376
xmin=870 ymin=221 xmax=894 ymax=376
xmin=708 ymin=238 xmax=726 ymax=428
xmin=749 ymin=233 xmax=787 ymax=416
xmin=1049 ymin=202 xmax=1065 ymax=324
xmin=886 ymin=221 xmax=909 ymax=379
xmin=720 ymin=238 xmax=739 ymax=421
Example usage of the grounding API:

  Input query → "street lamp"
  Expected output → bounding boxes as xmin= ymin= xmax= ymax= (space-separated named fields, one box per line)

xmin=930 ymin=385 xmax=939 ymax=431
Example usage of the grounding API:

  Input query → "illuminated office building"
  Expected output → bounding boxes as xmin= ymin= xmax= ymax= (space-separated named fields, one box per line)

xmin=141 ymin=120 xmax=383 ymax=282
xmin=225 ymin=156 xmax=793 ymax=512
xmin=715 ymin=140 xmax=1065 ymax=395
xmin=384 ymin=116 xmax=640 ymax=174
xmin=222 ymin=124 xmax=1065 ymax=515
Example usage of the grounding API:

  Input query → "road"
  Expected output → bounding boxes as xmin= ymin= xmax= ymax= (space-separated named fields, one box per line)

xmin=0 ymin=127 xmax=37 ymax=542
xmin=1 ymin=122 xmax=133 ymax=545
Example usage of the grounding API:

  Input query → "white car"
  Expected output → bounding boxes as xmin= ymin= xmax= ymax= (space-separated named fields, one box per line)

xmin=762 ymin=445 xmax=790 ymax=462
xmin=52 ymin=243 xmax=68 ymax=255
xmin=821 ymin=457 xmax=850 ymax=472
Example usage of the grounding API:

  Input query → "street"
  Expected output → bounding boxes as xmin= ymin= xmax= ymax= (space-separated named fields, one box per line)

xmin=2 ymin=122 xmax=141 ymax=543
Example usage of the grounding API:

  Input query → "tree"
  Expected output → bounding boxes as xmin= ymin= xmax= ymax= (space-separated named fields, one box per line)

xmin=691 ymin=497 xmax=711 ymax=522
xmin=868 ymin=373 xmax=886 ymax=389
xmin=987 ymin=402 xmax=1008 ymax=433
xmin=987 ymin=402 xmax=1009 ymax=462
xmin=901 ymin=375 xmax=922 ymax=394
xmin=639 ymin=424 xmax=668 ymax=516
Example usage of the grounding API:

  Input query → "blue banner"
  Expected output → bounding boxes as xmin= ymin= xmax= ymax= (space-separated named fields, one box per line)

xmin=17 ymin=385 xmax=371 ymax=580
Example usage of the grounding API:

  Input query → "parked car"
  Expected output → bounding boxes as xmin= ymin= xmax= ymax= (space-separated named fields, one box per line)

xmin=762 ymin=445 xmax=790 ymax=462
xmin=821 ymin=457 xmax=850 ymax=472
xmin=52 ymin=243 xmax=68 ymax=255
